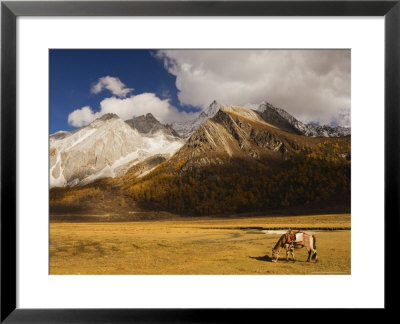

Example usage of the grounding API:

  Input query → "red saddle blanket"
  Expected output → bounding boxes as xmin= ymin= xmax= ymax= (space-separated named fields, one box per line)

xmin=286 ymin=231 xmax=312 ymax=249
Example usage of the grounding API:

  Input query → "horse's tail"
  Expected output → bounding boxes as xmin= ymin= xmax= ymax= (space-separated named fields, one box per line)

xmin=311 ymin=235 xmax=318 ymax=261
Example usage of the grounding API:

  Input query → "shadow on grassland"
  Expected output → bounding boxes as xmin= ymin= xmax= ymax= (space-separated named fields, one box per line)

xmin=250 ymin=254 xmax=273 ymax=262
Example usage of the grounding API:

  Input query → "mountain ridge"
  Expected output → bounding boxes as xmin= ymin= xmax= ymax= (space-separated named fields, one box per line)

xmin=255 ymin=101 xmax=351 ymax=137
xmin=171 ymin=100 xmax=221 ymax=138
xmin=49 ymin=100 xmax=350 ymax=189
xmin=164 ymin=105 xmax=349 ymax=174
xmin=125 ymin=113 xmax=180 ymax=138
xmin=170 ymin=100 xmax=350 ymax=139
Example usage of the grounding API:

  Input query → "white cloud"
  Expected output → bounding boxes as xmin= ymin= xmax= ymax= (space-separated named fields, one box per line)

xmin=98 ymin=93 xmax=194 ymax=123
xmin=68 ymin=106 xmax=99 ymax=127
xmin=68 ymin=93 xmax=195 ymax=128
xmin=91 ymin=76 xmax=133 ymax=97
xmin=155 ymin=50 xmax=351 ymax=127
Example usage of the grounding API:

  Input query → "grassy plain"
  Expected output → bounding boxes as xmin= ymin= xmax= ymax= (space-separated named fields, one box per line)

xmin=49 ymin=213 xmax=351 ymax=275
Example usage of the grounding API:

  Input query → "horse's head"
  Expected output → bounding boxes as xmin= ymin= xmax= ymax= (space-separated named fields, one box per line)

xmin=271 ymin=234 xmax=285 ymax=262
xmin=271 ymin=248 xmax=280 ymax=262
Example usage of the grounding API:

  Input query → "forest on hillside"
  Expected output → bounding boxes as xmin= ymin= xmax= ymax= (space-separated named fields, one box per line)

xmin=117 ymin=140 xmax=351 ymax=216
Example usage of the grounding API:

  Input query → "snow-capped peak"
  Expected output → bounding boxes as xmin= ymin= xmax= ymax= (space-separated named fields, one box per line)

xmin=256 ymin=101 xmax=351 ymax=137
xmin=201 ymin=100 xmax=220 ymax=118
xmin=171 ymin=100 xmax=221 ymax=139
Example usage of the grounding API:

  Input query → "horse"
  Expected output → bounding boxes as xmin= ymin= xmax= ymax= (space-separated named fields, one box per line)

xmin=271 ymin=230 xmax=318 ymax=263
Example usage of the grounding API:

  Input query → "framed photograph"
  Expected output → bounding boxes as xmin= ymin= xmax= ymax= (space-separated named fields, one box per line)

xmin=1 ymin=0 xmax=398 ymax=321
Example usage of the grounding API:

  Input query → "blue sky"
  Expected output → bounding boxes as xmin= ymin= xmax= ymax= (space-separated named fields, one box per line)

xmin=50 ymin=49 xmax=351 ymax=134
xmin=49 ymin=49 xmax=198 ymax=134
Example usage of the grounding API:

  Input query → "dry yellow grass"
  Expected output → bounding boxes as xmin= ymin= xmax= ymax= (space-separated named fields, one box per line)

xmin=50 ymin=214 xmax=351 ymax=275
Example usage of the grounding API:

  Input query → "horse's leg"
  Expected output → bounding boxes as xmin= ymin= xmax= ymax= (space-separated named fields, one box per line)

xmin=312 ymin=249 xmax=318 ymax=263
xmin=306 ymin=248 xmax=311 ymax=262
xmin=306 ymin=236 xmax=314 ymax=262
xmin=285 ymin=245 xmax=289 ymax=262
xmin=312 ymin=235 xmax=318 ymax=263
xmin=290 ymin=246 xmax=295 ymax=262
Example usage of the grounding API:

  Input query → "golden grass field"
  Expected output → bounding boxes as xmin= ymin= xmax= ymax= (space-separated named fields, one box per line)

xmin=50 ymin=213 xmax=351 ymax=275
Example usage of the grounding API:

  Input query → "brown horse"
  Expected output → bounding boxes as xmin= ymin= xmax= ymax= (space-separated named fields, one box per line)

xmin=271 ymin=231 xmax=318 ymax=263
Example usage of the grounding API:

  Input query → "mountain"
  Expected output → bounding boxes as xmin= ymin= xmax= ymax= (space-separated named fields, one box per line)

xmin=50 ymin=130 xmax=75 ymax=141
xmin=255 ymin=101 xmax=351 ymax=137
xmin=171 ymin=100 xmax=221 ymax=138
xmin=166 ymin=106 xmax=338 ymax=172
xmin=120 ymin=106 xmax=351 ymax=215
xmin=125 ymin=113 xmax=180 ymax=137
xmin=171 ymin=100 xmax=350 ymax=140
xmin=50 ymin=113 xmax=184 ymax=188
xmin=50 ymin=105 xmax=351 ymax=216
xmin=304 ymin=124 xmax=351 ymax=137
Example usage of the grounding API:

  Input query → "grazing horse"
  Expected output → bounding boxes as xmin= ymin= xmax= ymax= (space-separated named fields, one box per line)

xmin=271 ymin=230 xmax=318 ymax=263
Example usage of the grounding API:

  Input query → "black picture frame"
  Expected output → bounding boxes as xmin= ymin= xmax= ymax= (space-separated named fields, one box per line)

xmin=1 ymin=0 xmax=398 ymax=322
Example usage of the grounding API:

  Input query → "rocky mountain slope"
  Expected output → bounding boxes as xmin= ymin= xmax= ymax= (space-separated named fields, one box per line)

xmin=171 ymin=100 xmax=221 ymax=138
xmin=166 ymin=106 xmax=347 ymax=173
xmin=255 ymin=101 xmax=351 ymax=137
xmin=170 ymin=100 xmax=350 ymax=140
xmin=50 ymin=113 xmax=184 ymax=188
xmin=125 ymin=113 xmax=180 ymax=137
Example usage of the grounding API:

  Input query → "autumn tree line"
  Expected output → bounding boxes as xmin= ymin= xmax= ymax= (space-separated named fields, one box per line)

xmin=121 ymin=139 xmax=351 ymax=216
